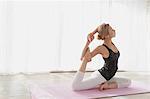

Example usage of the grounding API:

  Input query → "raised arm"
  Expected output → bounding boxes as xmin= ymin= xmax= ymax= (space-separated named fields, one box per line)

xmin=80 ymin=23 xmax=105 ymax=61
xmin=90 ymin=46 xmax=102 ymax=58
xmin=84 ymin=45 xmax=104 ymax=62
xmin=80 ymin=30 xmax=96 ymax=61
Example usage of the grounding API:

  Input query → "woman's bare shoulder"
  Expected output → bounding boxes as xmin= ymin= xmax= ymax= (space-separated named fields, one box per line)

xmin=97 ymin=45 xmax=105 ymax=49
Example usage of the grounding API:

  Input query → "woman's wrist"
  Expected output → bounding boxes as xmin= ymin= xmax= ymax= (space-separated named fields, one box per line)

xmin=92 ymin=27 xmax=98 ymax=35
xmin=90 ymin=32 xmax=95 ymax=35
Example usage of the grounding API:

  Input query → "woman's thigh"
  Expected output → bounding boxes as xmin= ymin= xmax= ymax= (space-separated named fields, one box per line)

xmin=72 ymin=70 xmax=106 ymax=90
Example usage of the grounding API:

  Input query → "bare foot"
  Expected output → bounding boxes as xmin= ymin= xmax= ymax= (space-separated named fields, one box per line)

xmin=98 ymin=81 xmax=118 ymax=91
xmin=98 ymin=82 xmax=109 ymax=91
xmin=107 ymin=81 xmax=118 ymax=89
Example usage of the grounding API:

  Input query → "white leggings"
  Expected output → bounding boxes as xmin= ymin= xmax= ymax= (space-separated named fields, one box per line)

xmin=72 ymin=70 xmax=131 ymax=91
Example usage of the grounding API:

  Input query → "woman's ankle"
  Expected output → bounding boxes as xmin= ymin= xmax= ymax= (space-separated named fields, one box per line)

xmin=108 ymin=81 xmax=118 ymax=89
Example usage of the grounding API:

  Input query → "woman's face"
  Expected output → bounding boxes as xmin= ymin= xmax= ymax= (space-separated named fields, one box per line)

xmin=108 ymin=25 xmax=116 ymax=38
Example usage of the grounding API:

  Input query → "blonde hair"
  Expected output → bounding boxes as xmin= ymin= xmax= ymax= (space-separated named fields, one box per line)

xmin=97 ymin=24 xmax=109 ymax=40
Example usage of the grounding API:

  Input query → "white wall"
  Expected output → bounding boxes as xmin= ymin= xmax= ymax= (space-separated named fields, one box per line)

xmin=0 ymin=0 xmax=150 ymax=73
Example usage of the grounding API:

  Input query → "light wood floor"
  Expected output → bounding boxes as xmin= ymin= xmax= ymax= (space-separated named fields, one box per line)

xmin=0 ymin=71 xmax=150 ymax=99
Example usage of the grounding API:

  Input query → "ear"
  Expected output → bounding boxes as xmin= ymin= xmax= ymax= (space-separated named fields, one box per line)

xmin=105 ymin=35 xmax=110 ymax=39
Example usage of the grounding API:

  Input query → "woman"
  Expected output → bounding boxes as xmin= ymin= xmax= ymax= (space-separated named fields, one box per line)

xmin=72 ymin=23 xmax=131 ymax=91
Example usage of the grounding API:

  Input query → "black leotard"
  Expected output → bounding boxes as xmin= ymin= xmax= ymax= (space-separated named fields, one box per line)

xmin=98 ymin=43 xmax=120 ymax=81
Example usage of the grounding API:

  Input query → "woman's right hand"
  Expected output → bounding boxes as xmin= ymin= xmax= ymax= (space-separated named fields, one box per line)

xmin=87 ymin=33 xmax=94 ymax=43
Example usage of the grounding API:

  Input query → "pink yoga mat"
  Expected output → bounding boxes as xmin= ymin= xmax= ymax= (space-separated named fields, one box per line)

xmin=29 ymin=81 xmax=150 ymax=99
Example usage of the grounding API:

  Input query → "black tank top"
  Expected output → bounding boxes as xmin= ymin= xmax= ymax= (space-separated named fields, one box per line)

xmin=98 ymin=43 xmax=120 ymax=81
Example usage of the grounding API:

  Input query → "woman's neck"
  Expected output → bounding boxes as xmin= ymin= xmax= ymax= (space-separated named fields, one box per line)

xmin=103 ymin=38 xmax=112 ymax=45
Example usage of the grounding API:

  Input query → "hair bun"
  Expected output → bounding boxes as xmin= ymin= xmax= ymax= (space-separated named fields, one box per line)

xmin=104 ymin=24 xmax=109 ymax=27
